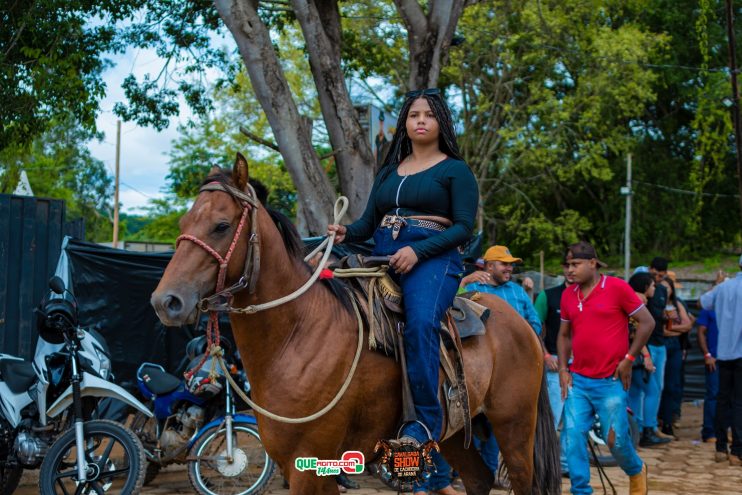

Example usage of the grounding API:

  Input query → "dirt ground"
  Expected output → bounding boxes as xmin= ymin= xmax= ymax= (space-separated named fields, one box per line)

xmin=14 ymin=401 xmax=742 ymax=494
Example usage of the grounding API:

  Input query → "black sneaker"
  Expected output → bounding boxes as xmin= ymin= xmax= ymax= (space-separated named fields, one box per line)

xmin=639 ymin=427 xmax=671 ymax=447
xmin=660 ymin=423 xmax=678 ymax=440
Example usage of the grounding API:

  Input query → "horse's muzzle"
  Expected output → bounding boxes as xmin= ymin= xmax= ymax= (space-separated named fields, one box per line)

xmin=151 ymin=290 xmax=199 ymax=327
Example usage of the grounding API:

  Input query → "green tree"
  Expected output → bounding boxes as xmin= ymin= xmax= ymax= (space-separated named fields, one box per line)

xmin=629 ymin=0 xmax=741 ymax=255
xmin=123 ymin=199 xmax=187 ymax=243
xmin=0 ymin=117 xmax=114 ymax=241
xmin=0 ymin=1 xmax=145 ymax=150
xmin=440 ymin=0 xmax=663 ymax=260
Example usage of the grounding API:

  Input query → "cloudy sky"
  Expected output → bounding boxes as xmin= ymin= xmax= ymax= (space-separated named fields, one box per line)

xmin=88 ymin=48 xmax=200 ymax=215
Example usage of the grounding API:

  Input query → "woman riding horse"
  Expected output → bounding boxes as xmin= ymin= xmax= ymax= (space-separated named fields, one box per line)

xmin=152 ymin=120 xmax=560 ymax=495
xmin=328 ymin=88 xmax=477 ymax=493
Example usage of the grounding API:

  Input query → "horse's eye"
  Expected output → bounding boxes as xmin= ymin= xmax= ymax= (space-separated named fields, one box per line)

xmin=214 ymin=222 xmax=231 ymax=234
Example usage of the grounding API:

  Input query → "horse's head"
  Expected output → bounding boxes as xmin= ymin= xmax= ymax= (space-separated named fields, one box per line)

xmin=151 ymin=153 xmax=256 ymax=326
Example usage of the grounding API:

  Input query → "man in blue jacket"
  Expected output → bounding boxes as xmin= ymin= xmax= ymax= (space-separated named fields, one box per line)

xmin=460 ymin=245 xmax=541 ymax=487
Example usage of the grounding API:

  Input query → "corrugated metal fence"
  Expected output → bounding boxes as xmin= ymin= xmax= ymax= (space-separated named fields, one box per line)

xmin=0 ymin=194 xmax=84 ymax=359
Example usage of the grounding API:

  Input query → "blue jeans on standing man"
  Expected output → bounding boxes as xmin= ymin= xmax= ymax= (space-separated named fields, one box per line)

xmin=372 ymin=224 xmax=462 ymax=491
xmin=547 ymin=370 xmax=569 ymax=473
xmin=627 ymin=344 xmax=666 ymax=430
xmin=564 ymin=373 xmax=644 ymax=494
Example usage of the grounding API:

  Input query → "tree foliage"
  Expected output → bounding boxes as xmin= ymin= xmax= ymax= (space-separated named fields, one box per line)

xmin=0 ymin=1 xmax=147 ymax=150
xmin=435 ymin=1 xmax=662 ymax=259
xmin=0 ymin=117 xmax=114 ymax=241
xmin=4 ymin=0 xmax=740 ymax=259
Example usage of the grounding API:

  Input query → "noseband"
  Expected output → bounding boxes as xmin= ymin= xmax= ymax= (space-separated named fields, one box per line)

xmin=175 ymin=181 xmax=261 ymax=312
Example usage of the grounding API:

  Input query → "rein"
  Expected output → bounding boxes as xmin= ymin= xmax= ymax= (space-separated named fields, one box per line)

xmin=176 ymin=180 xmax=360 ymax=423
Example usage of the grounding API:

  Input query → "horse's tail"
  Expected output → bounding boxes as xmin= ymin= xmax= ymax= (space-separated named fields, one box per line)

xmin=532 ymin=370 xmax=561 ymax=495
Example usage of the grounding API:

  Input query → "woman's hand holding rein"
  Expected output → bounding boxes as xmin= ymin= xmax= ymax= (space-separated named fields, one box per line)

xmin=389 ymin=246 xmax=418 ymax=274
xmin=327 ymin=224 xmax=347 ymax=244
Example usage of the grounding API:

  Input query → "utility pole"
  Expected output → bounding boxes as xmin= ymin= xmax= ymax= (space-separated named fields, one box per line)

xmin=621 ymin=154 xmax=633 ymax=281
xmin=725 ymin=0 xmax=742 ymax=229
xmin=539 ymin=250 xmax=545 ymax=292
xmin=113 ymin=120 xmax=121 ymax=248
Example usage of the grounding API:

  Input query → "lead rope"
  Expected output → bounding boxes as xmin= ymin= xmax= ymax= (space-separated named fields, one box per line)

xmin=231 ymin=196 xmax=348 ymax=314
xmin=216 ymin=293 xmax=364 ymax=423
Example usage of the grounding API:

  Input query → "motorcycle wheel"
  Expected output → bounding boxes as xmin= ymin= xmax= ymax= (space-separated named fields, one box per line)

xmin=0 ymin=463 xmax=22 ymax=495
xmin=128 ymin=411 xmax=161 ymax=485
xmin=144 ymin=461 xmax=161 ymax=485
xmin=188 ymin=423 xmax=275 ymax=495
xmin=39 ymin=419 xmax=146 ymax=494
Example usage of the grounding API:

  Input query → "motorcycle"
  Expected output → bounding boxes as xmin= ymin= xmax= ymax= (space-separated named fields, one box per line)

xmin=130 ymin=335 xmax=276 ymax=495
xmin=0 ymin=275 xmax=152 ymax=494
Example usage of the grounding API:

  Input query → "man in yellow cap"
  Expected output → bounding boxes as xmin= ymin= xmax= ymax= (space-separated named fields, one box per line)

xmin=459 ymin=245 xmax=541 ymax=487
xmin=461 ymin=245 xmax=541 ymax=335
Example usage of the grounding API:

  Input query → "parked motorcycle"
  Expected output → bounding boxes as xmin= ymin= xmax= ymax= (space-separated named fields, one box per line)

xmin=130 ymin=336 xmax=275 ymax=495
xmin=0 ymin=275 xmax=151 ymax=494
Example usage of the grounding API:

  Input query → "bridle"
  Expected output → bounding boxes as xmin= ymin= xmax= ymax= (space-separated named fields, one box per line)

xmin=176 ymin=181 xmax=262 ymax=313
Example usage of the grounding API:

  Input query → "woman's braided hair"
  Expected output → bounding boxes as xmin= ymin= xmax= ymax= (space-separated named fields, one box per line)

xmin=379 ymin=91 xmax=463 ymax=174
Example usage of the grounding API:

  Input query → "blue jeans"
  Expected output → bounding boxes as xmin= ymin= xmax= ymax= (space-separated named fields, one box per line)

xmin=372 ymin=225 xmax=462 ymax=443
xmin=627 ymin=345 xmax=665 ymax=429
xmin=421 ymin=450 xmax=454 ymax=491
xmin=546 ymin=370 xmax=569 ymax=472
xmin=564 ymin=373 xmax=643 ymax=494
xmin=632 ymin=345 xmax=667 ymax=430
xmin=703 ymin=364 xmax=720 ymax=440
xmin=472 ymin=433 xmax=499 ymax=473
xmin=659 ymin=336 xmax=683 ymax=425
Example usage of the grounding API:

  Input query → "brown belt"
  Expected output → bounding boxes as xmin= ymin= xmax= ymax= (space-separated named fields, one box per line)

xmin=380 ymin=214 xmax=447 ymax=240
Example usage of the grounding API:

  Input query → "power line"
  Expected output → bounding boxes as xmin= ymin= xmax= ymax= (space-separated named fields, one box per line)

xmin=120 ymin=181 xmax=156 ymax=199
xmin=635 ymin=180 xmax=740 ymax=198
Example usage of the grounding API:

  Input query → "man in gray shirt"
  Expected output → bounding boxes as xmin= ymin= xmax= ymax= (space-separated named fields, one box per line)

xmin=701 ymin=254 xmax=742 ymax=466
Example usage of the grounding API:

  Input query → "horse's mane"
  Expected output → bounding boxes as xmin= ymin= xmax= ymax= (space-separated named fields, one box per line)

xmin=201 ymin=170 xmax=353 ymax=314
xmin=263 ymin=207 xmax=354 ymax=315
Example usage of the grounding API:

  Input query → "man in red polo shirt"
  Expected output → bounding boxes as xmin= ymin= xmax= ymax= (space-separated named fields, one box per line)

xmin=557 ymin=241 xmax=655 ymax=495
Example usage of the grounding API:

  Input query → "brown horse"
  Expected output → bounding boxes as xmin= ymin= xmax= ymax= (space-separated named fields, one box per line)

xmin=151 ymin=154 xmax=560 ymax=495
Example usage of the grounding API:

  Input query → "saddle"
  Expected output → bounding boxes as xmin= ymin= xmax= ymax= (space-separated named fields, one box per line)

xmin=330 ymin=254 xmax=491 ymax=447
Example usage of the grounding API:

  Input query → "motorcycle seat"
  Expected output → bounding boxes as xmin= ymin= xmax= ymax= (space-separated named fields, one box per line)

xmin=138 ymin=364 xmax=181 ymax=395
xmin=0 ymin=359 xmax=36 ymax=394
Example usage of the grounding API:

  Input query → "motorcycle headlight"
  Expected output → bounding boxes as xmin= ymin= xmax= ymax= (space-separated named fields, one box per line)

xmin=94 ymin=347 xmax=112 ymax=380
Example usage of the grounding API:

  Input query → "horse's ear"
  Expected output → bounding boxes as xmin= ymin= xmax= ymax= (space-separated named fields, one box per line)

xmin=232 ymin=152 xmax=249 ymax=191
xmin=207 ymin=166 xmax=222 ymax=177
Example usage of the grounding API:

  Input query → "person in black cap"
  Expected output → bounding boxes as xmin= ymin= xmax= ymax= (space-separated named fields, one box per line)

xmin=558 ymin=241 xmax=654 ymax=495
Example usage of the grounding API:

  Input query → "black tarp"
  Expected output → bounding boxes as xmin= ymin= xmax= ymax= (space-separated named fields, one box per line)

xmin=62 ymin=238 xmax=195 ymax=387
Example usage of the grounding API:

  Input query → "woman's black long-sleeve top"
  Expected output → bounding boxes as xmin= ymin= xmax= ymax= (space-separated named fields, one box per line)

xmin=343 ymin=157 xmax=479 ymax=260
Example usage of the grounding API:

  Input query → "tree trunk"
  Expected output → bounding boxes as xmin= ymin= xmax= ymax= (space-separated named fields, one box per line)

xmin=214 ymin=0 xmax=336 ymax=235
xmin=291 ymin=0 xmax=375 ymax=220
xmin=393 ymin=0 xmax=469 ymax=90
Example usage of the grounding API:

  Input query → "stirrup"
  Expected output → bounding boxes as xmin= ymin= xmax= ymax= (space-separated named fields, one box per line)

xmin=396 ymin=420 xmax=434 ymax=447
